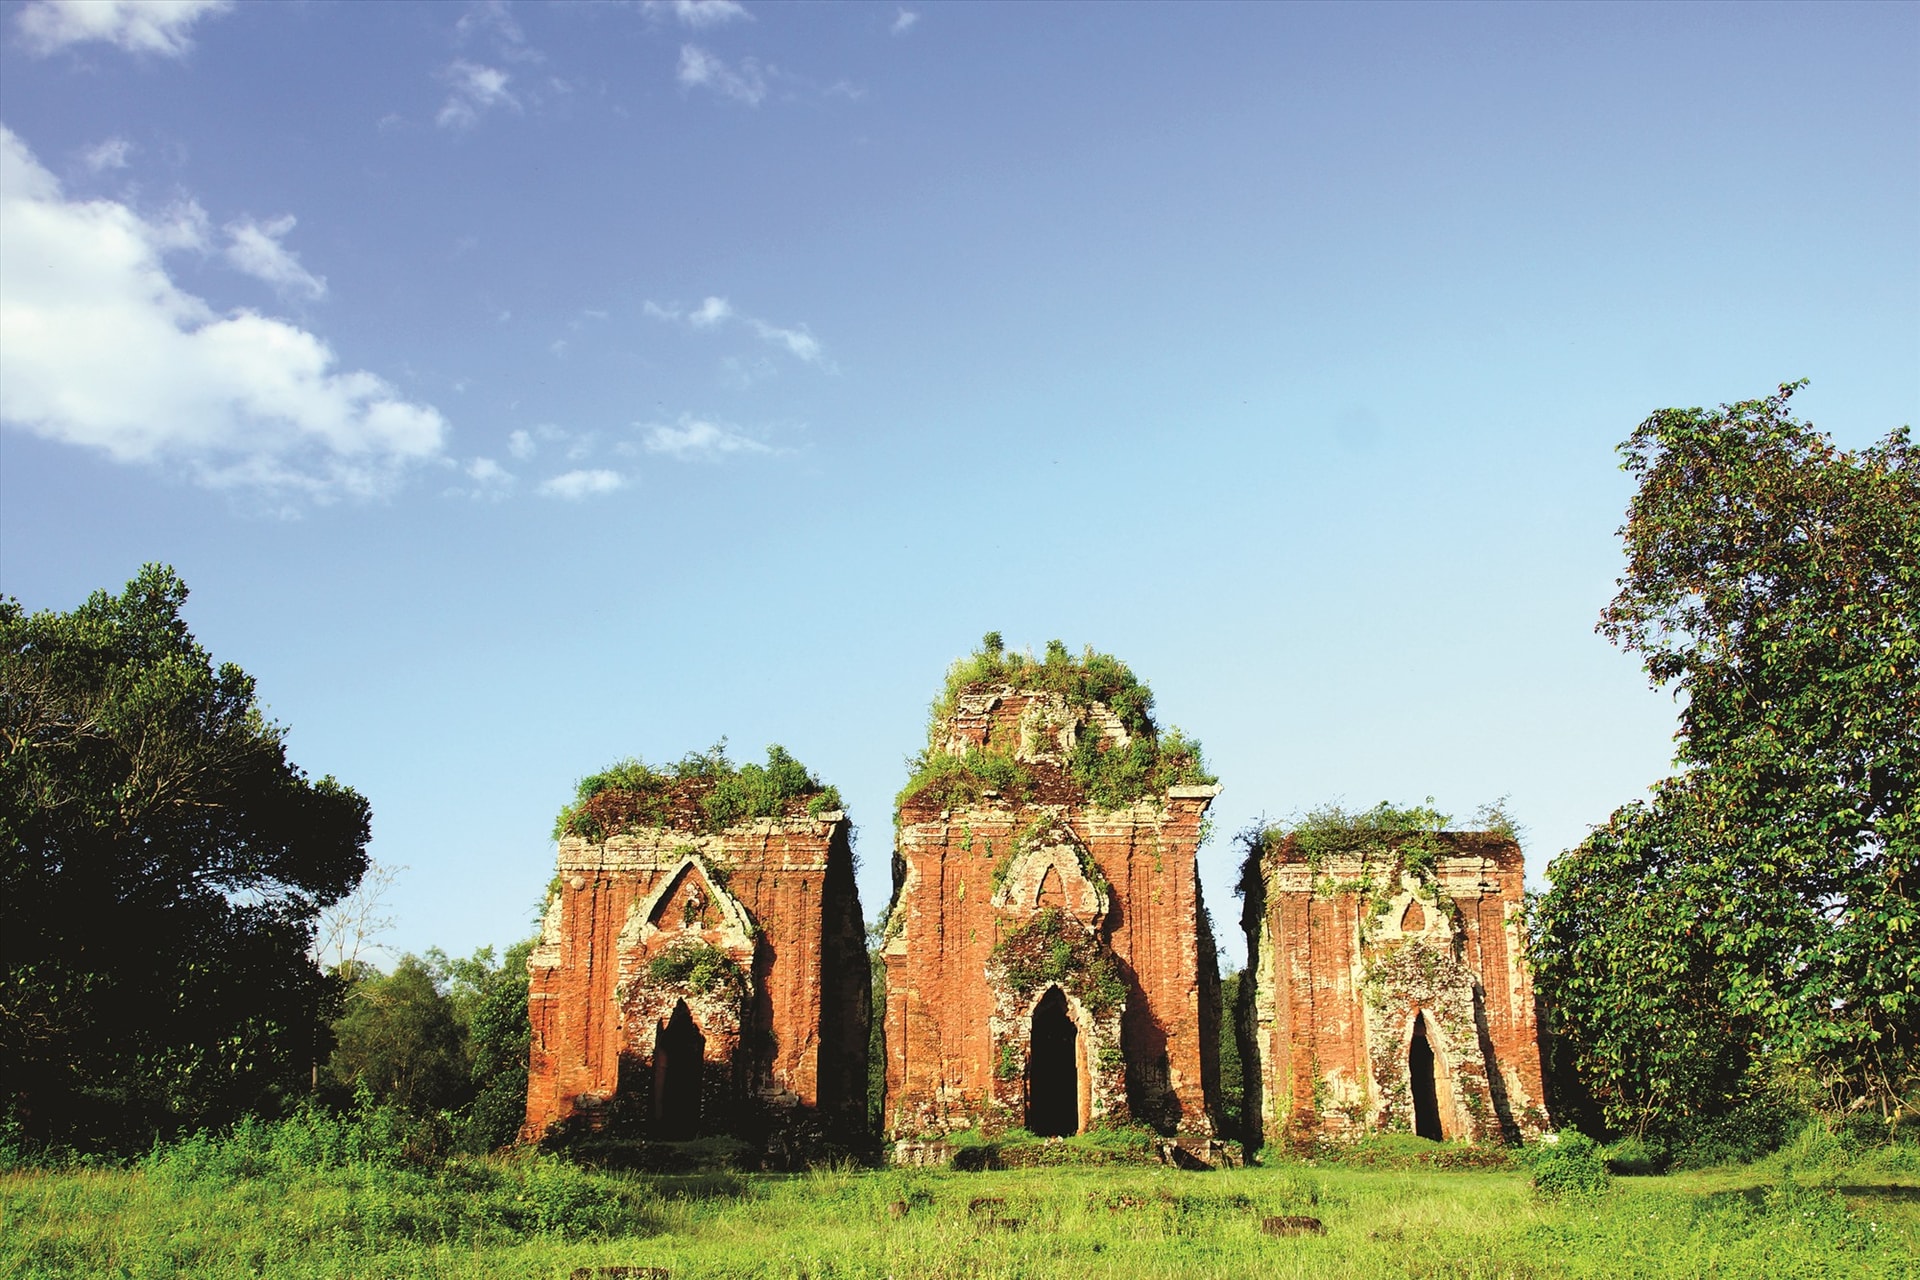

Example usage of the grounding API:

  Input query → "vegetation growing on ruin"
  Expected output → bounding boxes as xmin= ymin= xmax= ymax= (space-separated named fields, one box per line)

xmin=1239 ymin=798 xmax=1521 ymax=916
xmin=990 ymin=908 xmax=1127 ymax=1018
xmin=553 ymin=742 xmax=844 ymax=841
xmin=644 ymin=939 xmax=747 ymax=999
xmin=897 ymin=633 xmax=1216 ymax=813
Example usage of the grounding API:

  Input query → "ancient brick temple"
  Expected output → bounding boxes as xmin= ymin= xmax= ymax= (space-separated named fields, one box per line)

xmin=1240 ymin=827 xmax=1549 ymax=1147
xmin=881 ymin=650 xmax=1224 ymax=1146
xmin=523 ymin=768 xmax=868 ymax=1145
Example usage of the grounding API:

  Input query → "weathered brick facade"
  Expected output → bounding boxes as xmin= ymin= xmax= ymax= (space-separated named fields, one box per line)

xmin=882 ymin=684 xmax=1223 ymax=1144
xmin=1241 ymin=832 xmax=1549 ymax=1147
xmin=524 ymin=811 xmax=868 ymax=1144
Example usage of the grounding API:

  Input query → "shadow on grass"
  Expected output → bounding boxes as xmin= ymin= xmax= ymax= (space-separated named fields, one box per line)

xmin=1836 ymin=1184 xmax=1920 ymax=1203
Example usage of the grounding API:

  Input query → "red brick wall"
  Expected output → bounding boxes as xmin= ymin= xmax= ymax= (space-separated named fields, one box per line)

xmin=1243 ymin=833 xmax=1549 ymax=1146
xmin=524 ymin=813 xmax=867 ymax=1140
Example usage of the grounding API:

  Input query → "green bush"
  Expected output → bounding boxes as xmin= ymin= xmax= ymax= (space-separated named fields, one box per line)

xmin=1528 ymin=1129 xmax=1612 ymax=1200
xmin=1667 ymin=1096 xmax=1807 ymax=1169
xmin=1599 ymin=1133 xmax=1667 ymax=1175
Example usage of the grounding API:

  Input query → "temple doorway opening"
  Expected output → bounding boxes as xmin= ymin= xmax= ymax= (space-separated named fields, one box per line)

xmin=1027 ymin=986 xmax=1081 ymax=1137
xmin=1409 ymin=1012 xmax=1443 ymax=1141
xmin=654 ymin=1000 xmax=705 ymax=1139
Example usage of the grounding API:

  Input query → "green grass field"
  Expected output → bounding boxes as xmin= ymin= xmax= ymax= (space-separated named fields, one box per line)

xmin=4 ymin=1140 xmax=1915 ymax=1279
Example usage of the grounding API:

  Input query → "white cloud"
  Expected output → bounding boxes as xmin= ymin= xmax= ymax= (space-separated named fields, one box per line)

xmin=642 ymin=414 xmax=771 ymax=460
xmin=689 ymin=295 xmax=732 ymax=328
xmin=442 ymin=454 xmax=514 ymax=501
xmin=82 ymin=138 xmax=132 ymax=172
xmin=15 ymin=0 xmax=232 ymax=57
xmin=223 ymin=214 xmax=327 ymax=301
xmin=891 ymin=9 xmax=919 ymax=35
xmin=677 ymin=44 xmax=766 ymax=106
xmin=749 ymin=318 xmax=823 ymax=365
xmin=507 ymin=428 xmax=536 ymax=459
xmin=645 ymin=293 xmax=830 ymax=369
xmin=437 ymin=60 xmax=521 ymax=130
xmin=538 ymin=468 xmax=626 ymax=499
xmin=646 ymin=1 xmax=751 ymax=29
xmin=0 ymin=125 xmax=447 ymax=500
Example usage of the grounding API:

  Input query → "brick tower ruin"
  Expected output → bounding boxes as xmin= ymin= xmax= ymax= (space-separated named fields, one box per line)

xmin=880 ymin=639 xmax=1225 ymax=1150
xmin=1238 ymin=806 xmax=1549 ymax=1148
xmin=523 ymin=747 xmax=868 ymax=1149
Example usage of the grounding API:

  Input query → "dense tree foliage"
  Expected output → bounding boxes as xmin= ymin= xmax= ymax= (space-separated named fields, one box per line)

xmin=1532 ymin=385 xmax=1919 ymax=1137
xmin=323 ymin=944 xmax=533 ymax=1153
xmin=1 ymin=567 xmax=370 ymax=1149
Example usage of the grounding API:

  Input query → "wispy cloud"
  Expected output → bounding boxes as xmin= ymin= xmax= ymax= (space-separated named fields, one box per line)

xmin=224 ymin=215 xmax=327 ymax=301
xmin=891 ymin=9 xmax=919 ymax=36
xmin=538 ymin=468 xmax=626 ymax=499
xmin=437 ymin=60 xmax=521 ymax=130
xmin=15 ymin=0 xmax=232 ymax=58
xmin=455 ymin=0 xmax=540 ymax=61
xmin=0 ymin=126 xmax=446 ymax=502
xmin=507 ymin=428 xmax=536 ymax=459
xmin=645 ymin=294 xmax=831 ymax=369
xmin=748 ymin=318 xmax=823 ymax=366
xmin=443 ymin=454 xmax=515 ymax=501
xmin=646 ymin=1 xmax=752 ymax=30
xmin=689 ymin=295 xmax=732 ymax=328
xmin=641 ymin=414 xmax=773 ymax=460
xmin=82 ymin=137 xmax=132 ymax=173
xmin=677 ymin=44 xmax=766 ymax=106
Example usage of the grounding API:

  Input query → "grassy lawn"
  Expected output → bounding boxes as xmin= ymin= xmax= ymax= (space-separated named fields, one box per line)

xmin=3 ymin=1148 xmax=1914 ymax=1278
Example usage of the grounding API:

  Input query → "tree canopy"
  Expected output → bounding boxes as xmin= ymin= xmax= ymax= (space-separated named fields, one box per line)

xmin=1531 ymin=384 xmax=1919 ymax=1137
xmin=1 ymin=566 xmax=371 ymax=1149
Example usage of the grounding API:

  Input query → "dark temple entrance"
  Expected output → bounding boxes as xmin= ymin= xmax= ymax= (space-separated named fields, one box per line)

xmin=1027 ymin=986 xmax=1080 ymax=1137
xmin=1409 ymin=1011 xmax=1443 ymax=1141
xmin=654 ymin=1001 xmax=705 ymax=1139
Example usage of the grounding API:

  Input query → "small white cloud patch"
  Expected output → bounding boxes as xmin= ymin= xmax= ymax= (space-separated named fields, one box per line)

xmin=678 ymin=45 xmax=766 ymax=106
xmin=437 ymin=60 xmax=521 ymax=130
xmin=642 ymin=414 xmax=772 ymax=461
xmin=647 ymin=0 xmax=751 ymax=29
xmin=82 ymin=138 xmax=133 ymax=173
xmin=689 ymin=295 xmax=732 ymax=328
xmin=224 ymin=215 xmax=327 ymax=301
xmin=891 ymin=9 xmax=919 ymax=36
xmin=538 ymin=468 xmax=626 ymax=499
xmin=15 ymin=0 xmax=233 ymax=58
xmin=507 ymin=428 xmax=536 ymax=459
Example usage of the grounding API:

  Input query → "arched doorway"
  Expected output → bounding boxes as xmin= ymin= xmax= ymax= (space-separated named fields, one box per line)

xmin=1027 ymin=986 xmax=1080 ymax=1137
xmin=654 ymin=1000 xmax=705 ymax=1140
xmin=1409 ymin=1011 xmax=1443 ymax=1141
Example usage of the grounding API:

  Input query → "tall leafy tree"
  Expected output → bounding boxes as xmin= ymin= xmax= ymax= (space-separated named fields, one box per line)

xmin=1533 ymin=384 xmax=1919 ymax=1135
xmin=1 ymin=567 xmax=370 ymax=1149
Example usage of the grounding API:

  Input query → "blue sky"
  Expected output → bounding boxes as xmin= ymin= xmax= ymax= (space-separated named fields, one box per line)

xmin=3 ymin=0 xmax=1915 ymax=968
